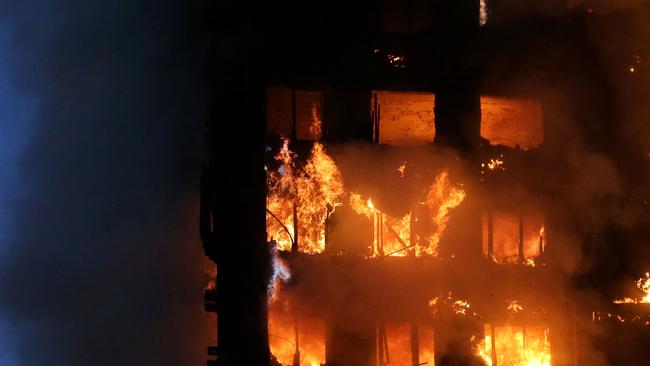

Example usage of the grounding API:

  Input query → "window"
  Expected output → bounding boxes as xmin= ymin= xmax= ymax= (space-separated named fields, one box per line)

xmin=372 ymin=90 xmax=436 ymax=145
xmin=268 ymin=305 xmax=326 ymax=366
xmin=482 ymin=209 xmax=545 ymax=265
xmin=266 ymin=86 xmax=323 ymax=141
xmin=480 ymin=96 xmax=543 ymax=150
xmin=480 ymin=325 xmax=551 ymax=366
xmin=378 ymin=323 xmax=435 ymax=366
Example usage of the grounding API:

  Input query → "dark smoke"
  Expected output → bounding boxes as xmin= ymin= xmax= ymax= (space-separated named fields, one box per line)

xmin=0 ymin=1 xmax=212 ymax=365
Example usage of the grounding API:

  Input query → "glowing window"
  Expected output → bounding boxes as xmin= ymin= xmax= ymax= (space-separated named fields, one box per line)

xmin=482 ymin=210 xmax=545 ymax=265
xmin=377 ymin=323 xmax=435 ymax=366
xmin=266 ymin=86 xmax=323 ymax=140
xmin=268 ymin=306 xmax=326 ymax=366
xmin=480 ymin=96 xmax=543 ymax=150
xmin=419 ymin=326 xmax=436 ymax=366
xmin=479 ymin=325 xmax=551 ymax=366
xmin=372 ymin=90 xmax=436 ymax=145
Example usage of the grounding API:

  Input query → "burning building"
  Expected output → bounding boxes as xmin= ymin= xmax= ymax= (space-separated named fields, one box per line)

xmin=202 ymin=1 xmax=650 ymax=365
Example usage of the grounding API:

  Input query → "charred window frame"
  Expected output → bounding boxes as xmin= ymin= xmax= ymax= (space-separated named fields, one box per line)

xmin=482 ymin=209 xmax=546 ymax=265
xmin=377 ymin=322 xmax=435 ymax=366
xmin=266 ymin=86 xmax=324 ymax=141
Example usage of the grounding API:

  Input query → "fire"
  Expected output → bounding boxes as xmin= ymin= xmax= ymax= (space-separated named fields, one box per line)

xmin=397 ymin=161 xmax=406 ymax=178
xmin=349 ymin=171 xmax=464 ymax=257
xmin=268 ymin=305 xmax=326 ymax=366
xmin=349 ymin=193 xmax=412 ymax=256
xmin=452 ymin=299 xmax=471 ymax=315
xmin=614 ymin=272 xmax=650 ymax=304
xmin=487 ymin=159 xmax=504 ymax=170
xmin=267 ymin=141 xmax=464 ymax=258
xmin=507 ymin=300 xmax=524 ymax=314
xmin=266 ymin=140 xmax=344 ymax=254
xmin=481 ymin=155 xmax=505 ymax=175
xmin=420 ymin=171 xmax=466 ymax=256
xmin=477 ymin=325 xmax=551 ymax=366
xmin=428 ymin=293 xmax=477 ymax=317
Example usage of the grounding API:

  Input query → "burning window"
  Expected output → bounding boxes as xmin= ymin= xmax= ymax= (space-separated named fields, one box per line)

xmin=377 ymin=323 xmax=435 ymax=366
xmin=268 ymin=306 xmax=326 ymax=366
xmin=372 ymin=90 xmax=436 ymax=145
xmin=266 ymin=86 xmax=323 ymax=140
xmin=266 ymin=141 xmax=344 ymax=254
xmin=349 ymin=171 xmax=465 ymax=257
xmin=478 ymin=324 xmax=551 ymax=366
xmin=482 ymin=210 xmax=545 ymax=265
xmin=480 ymin=97 xmax=543 ymax=150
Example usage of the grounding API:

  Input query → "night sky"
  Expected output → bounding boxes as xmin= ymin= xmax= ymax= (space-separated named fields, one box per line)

xmin=0 ymin=15 xmax=35 ymax=365
xmin=0 ymin=1 xmax=211 ymax=365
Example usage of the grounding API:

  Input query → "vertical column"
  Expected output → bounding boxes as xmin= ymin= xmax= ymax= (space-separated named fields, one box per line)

xmin=204 ymin=1 xmax=270 ymax=364
xmin=411 ymin=323 xmax=420 ymax=366
xmin=431 ymin=0 xmax=481 ymax=151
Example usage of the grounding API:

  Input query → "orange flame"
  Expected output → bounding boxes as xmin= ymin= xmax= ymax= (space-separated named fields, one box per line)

xmin=614 ymin=272 xmax=650 ymax=304
xmin=267 ymin=140 xmax=344 ymax=254
xmin=268 ymin=305 xmax=326 ymax=366
xmin=349 ymin=171 xmax=465 ymax=257
xmin=420 ymin=171 xmax=466 ymax=255
xmin=477 ymin=325 xmax=551 ymax=366
xmin=507 ymin=300 xmax=524 ymax=314
xmin=268 ymin=143 xmax=464 ymax=257
xmin=397 ymin=161 xmax=406 ymax=178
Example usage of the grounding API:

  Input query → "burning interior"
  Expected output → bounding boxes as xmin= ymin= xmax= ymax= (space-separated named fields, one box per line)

xmin=259 ymin=85 xmax=553 ymax=365
xmin=203 ymin=1 xmax=650 ymax=365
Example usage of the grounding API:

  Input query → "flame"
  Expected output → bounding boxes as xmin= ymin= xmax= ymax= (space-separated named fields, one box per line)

xmin=481 ymin=155 xmax=505 ymax=175
xmin=477 ymin=325 xmax=551 ymax=366
xmin=268 ymin=305 xmax=326 ymax=366
xmin=453 ymin=299 xmax=471 ymax=315
xmin=349 ymin=171 xmax=464 ymax=257
xmin=487 ymin=159 xmax=504 ymax=170
xmin=268 ymin=143 xmax=464 ymax=257
xmin=349 ymin=193 xmax=411 ymax=257
xmin=267 ymin=140 xmax=344 ymax=254
xmin=419 ymin=171 xmax=466 ymax=256
xmin=382 ymin=323 xmax=412 ymax=365
xmin=428 ymin=293 xmax=477 ymax=317
xmin=614 ymin=272 xmax=650 ymax=304
xmin=507 ymin=300 xmax=524 ymax=314
xmin=397 ymin=161 xmax=406 ymax=178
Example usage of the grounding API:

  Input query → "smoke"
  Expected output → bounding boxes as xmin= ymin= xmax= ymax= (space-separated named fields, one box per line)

xmin=0 ymin=1 xmax=212 ymax=365
xmin=478 ymin=3 xmax=650 ymax=364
